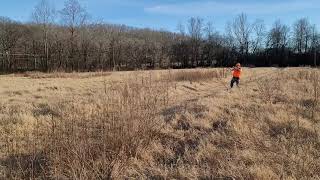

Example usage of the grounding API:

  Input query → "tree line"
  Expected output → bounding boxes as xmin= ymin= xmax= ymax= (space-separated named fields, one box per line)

xmin=0 ymin=0 xmax=319 ymax=73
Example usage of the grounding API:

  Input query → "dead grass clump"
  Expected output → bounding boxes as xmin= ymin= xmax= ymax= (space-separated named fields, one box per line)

xmin=1 ymin=153 xmax=49 ymax=179
xmin=1 ymin=76 xmax=170 ymax=179
xmin=170 ymin=69 xmax=226 ymax=82
xmin=45 ymin=80 xmax=168 ymax=179
xmin=300 ymin=98 xmax=320 ymax=121
xmin=175 ymin=115 xmax=191 ymax=131
xmin=212 ymin=119 xmax=228 ymax=132
xmin=32 ymin=103 xmax=59 ymax=117
xmin=294 ymin=70 xmax=320 ymax=121
xmin=161 ymin=105 xmax=184 ymax=122
xmin=297 ymin=69 xmax=315 ymax=80
xmin=161 ymin=101 xmax=209 ymax=123
xmin=257 ymin=78 xmax=284 ymax=103
xmin=268 ymin=121 xmax=294 ymax=138
xmin=310 ymin=71 xmax=320 ymax=121
xmin=0 ymin=103 xmax=47 ymax=179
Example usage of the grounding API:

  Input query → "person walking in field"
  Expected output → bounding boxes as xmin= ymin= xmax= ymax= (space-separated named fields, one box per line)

xmin=230 ymin=63 xmax=242 ymax=88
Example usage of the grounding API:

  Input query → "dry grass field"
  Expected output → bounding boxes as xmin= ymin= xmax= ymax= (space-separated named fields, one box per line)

xmin=0 ymin=67 xmax=319 ymax=179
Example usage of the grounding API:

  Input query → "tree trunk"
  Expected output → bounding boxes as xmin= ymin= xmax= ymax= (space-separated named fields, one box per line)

xmin=314 ymin=49 xmax=317 ymax=67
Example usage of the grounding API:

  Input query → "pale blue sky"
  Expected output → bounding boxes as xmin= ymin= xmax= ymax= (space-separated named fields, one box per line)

xmin=0 ymin=0 xmax=319 ymax=32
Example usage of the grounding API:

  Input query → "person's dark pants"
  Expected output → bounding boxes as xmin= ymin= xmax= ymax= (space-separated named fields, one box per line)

xmin=230 ymin=77 xmax=240 ymax=88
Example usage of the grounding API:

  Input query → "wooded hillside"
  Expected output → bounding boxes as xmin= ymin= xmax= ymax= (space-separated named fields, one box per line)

xmin=0 ymin=0 xmax=319 ymax=73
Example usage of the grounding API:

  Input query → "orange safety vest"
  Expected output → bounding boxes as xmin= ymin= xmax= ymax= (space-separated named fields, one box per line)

xmin=232 ymin=68 xmax=242 ymax=78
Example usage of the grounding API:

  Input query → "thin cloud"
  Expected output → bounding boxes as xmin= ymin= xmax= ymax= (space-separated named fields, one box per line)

xmin=144 ymin=0 xmax=319 ymax=16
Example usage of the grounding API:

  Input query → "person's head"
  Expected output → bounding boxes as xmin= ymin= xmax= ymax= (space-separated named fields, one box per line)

xmin=236 ymin=63 xmax=241 ymax=67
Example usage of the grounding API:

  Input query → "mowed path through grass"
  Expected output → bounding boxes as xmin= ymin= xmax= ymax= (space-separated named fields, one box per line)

xmin=0 ymin=68 xmax=274 ymax=105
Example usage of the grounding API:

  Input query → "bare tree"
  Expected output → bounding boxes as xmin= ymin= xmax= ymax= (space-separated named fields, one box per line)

xmin=204 ymin=21 xmax=214 ymax=39
xmin=252 ymin=19 xmax=266 ymax=53
xmin=268 ymin=20 xmax=290 ymax=50
xmin=225 ymin=21 xmax=235 ymax=49
xmin=266 ymin=20 xmax=290 ymax=66
xmin=32 ymin=0 xmax=56 ymax=70
xmin=310 ymin=25 xmax=319 ymax=66
xmin=188 ymin=17 xmax=203 ymax=41
xmin=0 ymin=17 xmax=25 ymax=71
xmin=230 ymin=13 xmax=252 ymax=63
xmin=176 ymin=21 xmax=185 ymax=36
xmin=187 ymin=17 xmax=203 ymax=66
xmin=293 ymin=18 xmax=311 ymax=53
xmin=109 ymin=25 xmax=124 ymax=70
xmin=0 ymin=17 xmax=21 ymax=53
xmin=60 ymin=0 xmax=88 ymax=70
xmin=60 ymin=0 xmax=88 ymax=36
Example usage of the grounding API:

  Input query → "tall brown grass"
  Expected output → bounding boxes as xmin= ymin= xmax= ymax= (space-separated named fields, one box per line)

xmin=20 ymin=71 xmax=112 ymax=79
xmin=1 ymin=75 xmax=170 ymax=179
xmin=169 ymin=68 xmax=227 ymax=82
xmin=1 ymin=68 xmax=320 ymax=179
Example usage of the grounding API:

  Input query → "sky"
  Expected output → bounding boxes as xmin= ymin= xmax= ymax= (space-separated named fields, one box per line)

xmin=0 ymin=0 xmax=319 ymax=32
